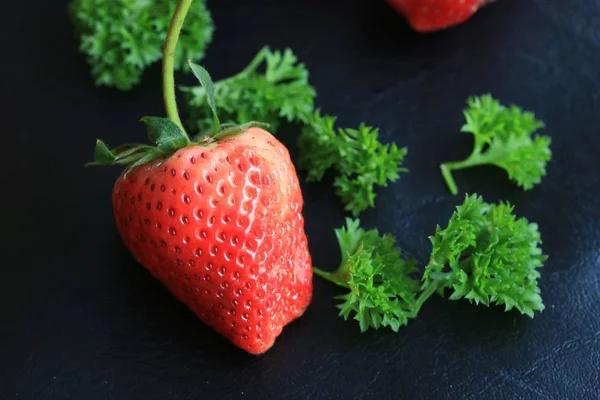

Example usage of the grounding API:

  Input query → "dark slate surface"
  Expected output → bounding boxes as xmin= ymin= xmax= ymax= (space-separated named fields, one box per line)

xmin=2 ymin=0 xmax=599 ymax=399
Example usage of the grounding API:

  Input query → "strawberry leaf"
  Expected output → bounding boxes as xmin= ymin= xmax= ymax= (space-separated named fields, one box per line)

xmin=188 ymin=61 xmax=220 ymax=134
xmin=212 ymin=121 xmax=270 ymax=141
xmin=126 ymin=148 xmax=165 ymax=173
xmin=93 ymin=139 xmax=116 ymax=164
xmin=90 ymin=140 xmax=154 ymax=166
xmin=89 ymin=139 xmax=160 ymax=168
xmin=142 ymin=117 xmax=190 ymax=153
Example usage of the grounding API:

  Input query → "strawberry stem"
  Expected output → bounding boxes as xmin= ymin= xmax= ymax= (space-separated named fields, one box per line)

xmin=163 ymin=0 xmax=193 ymax=137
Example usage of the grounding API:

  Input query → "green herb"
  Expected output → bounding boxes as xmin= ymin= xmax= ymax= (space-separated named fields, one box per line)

xmin=313 ymin=194 xmax=547 ymax=332
xmin=69 ymin=0 xmax=214 ymax=90
xmin=440 ymin=94 xmax=552 ymax=195
xmin=298 ymin=111 xmax=408 ymax=217
xmin=313 ymin=219 xmax=420 ymax=332
xmin=182 ymin=47 xmax=316 ymax=134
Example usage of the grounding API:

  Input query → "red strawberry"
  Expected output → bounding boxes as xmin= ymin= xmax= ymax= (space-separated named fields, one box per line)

xmin=91 ymin=4 xmax=313 ymax=354
xmin=110 ymin=127 xmax=312 ymax=354
xmin=386 ymin=0 xmax=493 ymax=32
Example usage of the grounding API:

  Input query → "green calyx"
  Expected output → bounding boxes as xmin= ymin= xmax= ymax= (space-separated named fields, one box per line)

xmin=89 ymin=61 xmax=266 ymax=172
xmin=89 ymin=0 xmax=267 ymax=173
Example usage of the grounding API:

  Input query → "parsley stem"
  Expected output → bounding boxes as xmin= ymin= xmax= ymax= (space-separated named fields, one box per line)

xmin=411 ymin=281 xmax=440 ymax=317
xmin=440 ymin=154 xmax=486 ymax=195
xmin=440 ymin=163 xmax=459 ymax=195
xmin=409 ymin=271 xmax=454 ymax=317
xmin=162 ymin=0 xmax=193 ymax=138
xmin=312 ymin=267 xmax=349 ymax=288
xmin=206 ymin=47 xmax=269 ymax=93
xmin=236 ymin=46 xmax=270 ymax=77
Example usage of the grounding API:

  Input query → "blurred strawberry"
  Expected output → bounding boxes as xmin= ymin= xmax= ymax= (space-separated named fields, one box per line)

xmin=387 ymin=0 xmax=493 ymax=32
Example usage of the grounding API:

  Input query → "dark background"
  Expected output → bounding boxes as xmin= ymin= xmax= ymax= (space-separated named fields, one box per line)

xmin=2 ymin=0 xmax=599 ymax=399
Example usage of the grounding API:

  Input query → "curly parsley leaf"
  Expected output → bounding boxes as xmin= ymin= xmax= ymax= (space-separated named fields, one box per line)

xmin=297 ymin=111 xmax=340 ymax=181
xmin=182 ymin=46 xmax=316 ymax=134
xmin=440 ymin=94 xmax=552 ymax=195
xmin=315 ymin=195 xmax=547 ymax=332
xmin=424 ymin=194 xmax=546 ymax=317
xmin=298 ymin=111 xmax=408 ymax=217
xmin=313 ymin=219 xmax=420 ymax=332
xmin=69 ymin=0 xmax=214 ymax=90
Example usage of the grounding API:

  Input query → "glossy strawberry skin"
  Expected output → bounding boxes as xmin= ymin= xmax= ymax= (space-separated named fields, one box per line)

xmin=387 ymin=0 xmax=492 ymax=32
xmin=112 ymin=128 xmax=313 ymax=354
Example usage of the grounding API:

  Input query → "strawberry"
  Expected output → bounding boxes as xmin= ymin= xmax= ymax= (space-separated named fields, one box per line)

xmin=91 ymin=1 xmax=313 ymax=354
xmin=109 ymin=127 xmax=312 ymax=354
xmin=386 ymin=0 xmax=493 ymax=32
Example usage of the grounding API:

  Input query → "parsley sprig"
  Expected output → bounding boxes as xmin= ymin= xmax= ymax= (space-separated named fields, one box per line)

xmin=314 ymin=194 xmax=547 ymax=332
xmin=441 ymin=95 xmax=552 ymax=195
xmin=314 ymin=219 xmax=420 ymax=332
xmin=69 ymin=0 xmax=214 ymax=90
xmin=298 ymin=111 xmax=408 ymax=217
xmin=182 ymin=46 xmax=316 ymax=134
xmin=182 ymin=47 xmax=407 ymax=217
